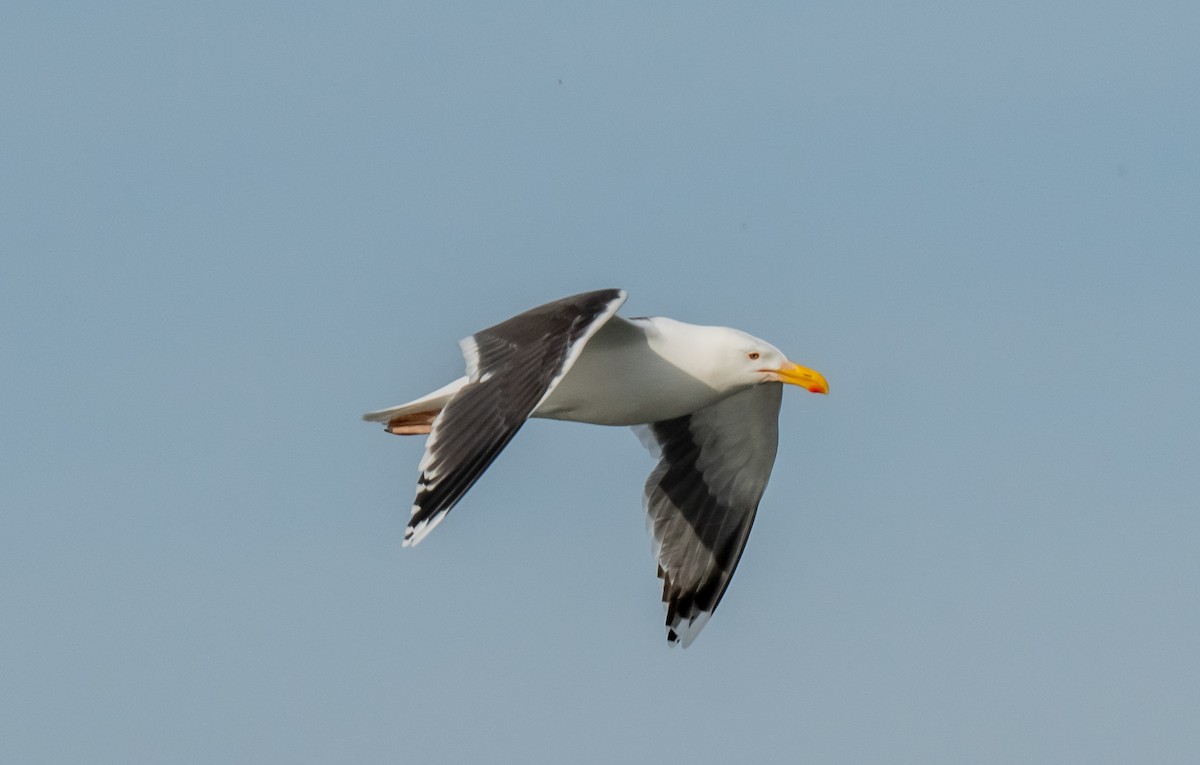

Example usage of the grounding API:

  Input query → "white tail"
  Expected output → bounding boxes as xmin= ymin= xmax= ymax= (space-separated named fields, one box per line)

xmin=362 ymin=376 xmax=469 ymax=435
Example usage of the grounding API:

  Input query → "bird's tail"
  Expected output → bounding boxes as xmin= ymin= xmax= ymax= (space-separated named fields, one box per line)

xmin=362 ymin=376 xmax=469 ymax=435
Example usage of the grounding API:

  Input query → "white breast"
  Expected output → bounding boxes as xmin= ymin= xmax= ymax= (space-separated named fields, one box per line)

xmin=533 ymin=316 xmax=729 ymax=426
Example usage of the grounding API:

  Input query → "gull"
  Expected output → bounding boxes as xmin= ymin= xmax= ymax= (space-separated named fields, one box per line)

xmin=364 ymin=289 xmax=828 ymax=645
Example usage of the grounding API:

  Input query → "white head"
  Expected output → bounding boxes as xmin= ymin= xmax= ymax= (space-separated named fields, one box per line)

xmin=658 ymin=320 xmax=829 ymax=395
xmin=717 ymin=328 xmax=829 ymax=393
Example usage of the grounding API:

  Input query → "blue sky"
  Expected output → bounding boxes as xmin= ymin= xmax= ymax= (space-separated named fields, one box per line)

xmin=3 ymin=3 xmax=1199 ymax=763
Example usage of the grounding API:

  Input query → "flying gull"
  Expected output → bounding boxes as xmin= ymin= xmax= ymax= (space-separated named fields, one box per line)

xmin=363 ymin=289 xmax=828 ymax=645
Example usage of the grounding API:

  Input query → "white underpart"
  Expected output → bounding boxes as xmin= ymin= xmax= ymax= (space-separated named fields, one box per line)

xmin=530 ymin=292 xmax=627 ymax=413
xmin=368 ymin=315 xmax=762 ymax=430
xmin=533 ymin=316 xmax=743 ymax=426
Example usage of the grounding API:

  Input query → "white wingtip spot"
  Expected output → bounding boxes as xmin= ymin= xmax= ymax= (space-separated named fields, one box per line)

xmin=403 ymin=509 xmax=449 ymax=547
xmin=668 ymin=611 xmax=713 ymax=647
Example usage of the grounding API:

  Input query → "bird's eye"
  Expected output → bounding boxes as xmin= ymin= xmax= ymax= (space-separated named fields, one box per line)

xmin=747 ymin=352 xmax=760 ymax=361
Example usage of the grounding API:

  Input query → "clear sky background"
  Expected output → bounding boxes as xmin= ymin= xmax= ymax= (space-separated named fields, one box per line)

xmin=3 ymin=3 xmax=1198 ymax=763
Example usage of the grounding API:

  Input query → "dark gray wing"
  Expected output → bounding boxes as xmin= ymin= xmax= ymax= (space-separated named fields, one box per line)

xmin=405 ymin=289 xmax=627 ymax=546
xmin=634 ymin=383 xmax=783 ymax=645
